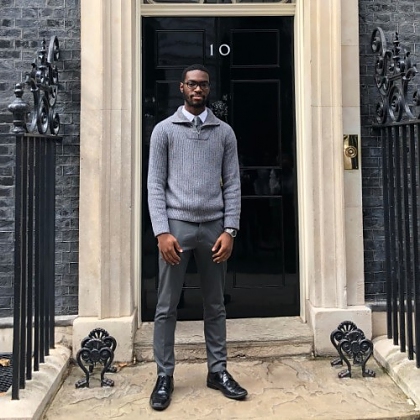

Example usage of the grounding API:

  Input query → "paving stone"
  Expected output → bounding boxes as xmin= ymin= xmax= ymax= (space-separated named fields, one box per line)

xmin=43 ymin=357 xmax=419 ymax=420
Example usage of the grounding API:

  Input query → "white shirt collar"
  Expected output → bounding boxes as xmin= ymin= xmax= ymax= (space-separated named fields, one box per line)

xmin=182 ymin=106 xmax=208 ymax=123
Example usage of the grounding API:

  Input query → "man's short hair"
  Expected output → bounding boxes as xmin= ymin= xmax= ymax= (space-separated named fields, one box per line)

xmin=181 ymin=64 xmax=210 ymax=82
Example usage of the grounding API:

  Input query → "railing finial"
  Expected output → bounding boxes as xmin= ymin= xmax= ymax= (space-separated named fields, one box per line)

xmin=371 ymin=27 xmax=420 ymax=124
xmin=8 ymin=83 xmax=29 ymax=134
xmin=9 ymin=36 xmax=60 ymax=135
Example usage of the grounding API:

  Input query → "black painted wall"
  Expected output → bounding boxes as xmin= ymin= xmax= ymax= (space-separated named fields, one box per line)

xmin=359 ymin=0 xmax=420 ymax=305
xmin=0 ymin=0 xmax=80 ymax=317
xmin=0 ymin=0 xmax=418 ymax=318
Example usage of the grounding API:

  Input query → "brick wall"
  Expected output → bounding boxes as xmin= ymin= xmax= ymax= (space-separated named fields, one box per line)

xmin=0 ymin=0 xmax=80 ymax=317
xmin=359 ymin=0 xmax=420 ymax=305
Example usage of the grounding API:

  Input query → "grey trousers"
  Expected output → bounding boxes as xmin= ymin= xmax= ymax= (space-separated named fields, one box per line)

xmin=153 ymin=219 xmax=227 ymax=376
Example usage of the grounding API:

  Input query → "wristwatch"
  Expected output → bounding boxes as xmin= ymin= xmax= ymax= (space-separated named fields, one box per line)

xmin=224 ymin=228 xmax=237 ymax=238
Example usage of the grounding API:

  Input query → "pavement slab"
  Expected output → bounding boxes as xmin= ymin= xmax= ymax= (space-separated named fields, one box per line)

xmin=43 ymin=357 xmax=420 ymax=420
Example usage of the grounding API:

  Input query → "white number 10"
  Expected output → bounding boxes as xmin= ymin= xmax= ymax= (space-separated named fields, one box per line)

xmin=210 ymin=43 xmax=231 ymax=57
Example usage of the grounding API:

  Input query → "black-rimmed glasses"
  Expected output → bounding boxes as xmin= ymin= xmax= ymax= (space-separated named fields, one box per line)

xmin=184 ymin=81 xmax=210 ymax=90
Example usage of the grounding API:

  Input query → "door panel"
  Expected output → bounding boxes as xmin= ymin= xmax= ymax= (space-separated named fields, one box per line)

xmin=231 ymin=80 xmax=280 ymax=165
xmin=156 ymin=30 xmax=206 ymax=66
xmin=231 ymin=30 xmax=280 ymax=67
xmin=141 ymin=16 xmax=298 ymax=321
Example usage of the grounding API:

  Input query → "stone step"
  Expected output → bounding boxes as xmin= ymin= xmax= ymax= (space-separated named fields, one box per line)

xmin=135 ymin=317 xmax=314 ymax=363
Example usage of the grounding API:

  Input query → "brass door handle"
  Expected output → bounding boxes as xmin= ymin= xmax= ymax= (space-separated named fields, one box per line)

xmin=343 ymin=135 xmax=359 ymax=170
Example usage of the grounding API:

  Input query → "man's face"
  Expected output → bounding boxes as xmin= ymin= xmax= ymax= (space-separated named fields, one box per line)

xmin=180 ymin=70 xmax=210 ymax=112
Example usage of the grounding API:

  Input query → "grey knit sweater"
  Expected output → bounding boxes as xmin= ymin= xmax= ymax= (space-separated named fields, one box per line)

xmin=147 ymin=106 xmax=241 ymax=237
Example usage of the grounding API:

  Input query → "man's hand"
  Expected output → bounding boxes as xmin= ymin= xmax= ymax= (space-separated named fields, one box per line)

xmin=157 ymin=233 xmax=183 ymax=265
xmin=212 ymin=232 xmax=234 ymax=263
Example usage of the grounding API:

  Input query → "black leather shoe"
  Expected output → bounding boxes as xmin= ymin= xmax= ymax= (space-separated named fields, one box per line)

xmin=150 ymin=375 xmax=174 ymax=411
xmin=207 ymin=370 xmax=248 ymax=400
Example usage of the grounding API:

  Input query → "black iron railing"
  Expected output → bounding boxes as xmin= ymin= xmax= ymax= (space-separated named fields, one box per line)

xmin=6 ymin=36 xmax=61 ymax=399
xmin=12 ymin=132 xmax=58 ymax=399
xmin=371 ymin=27 xmax=420 ymax=367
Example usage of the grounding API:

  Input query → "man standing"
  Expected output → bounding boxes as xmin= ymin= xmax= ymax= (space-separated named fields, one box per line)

xmin=147 ymin=64 xmax=247 ymax=411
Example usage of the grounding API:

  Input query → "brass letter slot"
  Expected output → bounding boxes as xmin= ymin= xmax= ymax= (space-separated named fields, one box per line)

xmin=343 ymin=134 xmax=359 ymax=170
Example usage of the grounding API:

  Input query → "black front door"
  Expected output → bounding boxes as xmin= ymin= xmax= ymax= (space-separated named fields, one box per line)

xmin=141 ymin=16 xmax=299 ymax=321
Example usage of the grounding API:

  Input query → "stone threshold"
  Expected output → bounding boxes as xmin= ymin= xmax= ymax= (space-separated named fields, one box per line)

xmin=135 ymin=316 xmax=314 ymax=363
xmin=0 ymin=345 xmax=70 ymax=420
xmin=374 ymin=336 xmax=420 ymax=408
